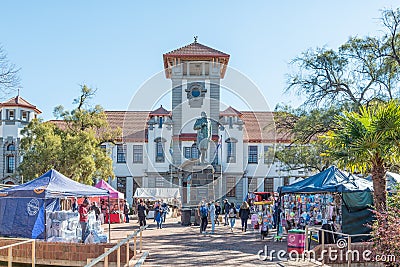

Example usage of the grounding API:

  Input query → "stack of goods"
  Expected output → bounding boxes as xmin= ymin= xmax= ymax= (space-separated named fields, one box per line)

xmin=46 ymin=211 xmax=80 ymax=242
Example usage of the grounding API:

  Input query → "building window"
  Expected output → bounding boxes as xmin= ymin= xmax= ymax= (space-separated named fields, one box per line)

xmin=116 ymin=144 xmax=126 ymax=163
xmin=6 ymin=156 xmax=15 ymax=173
xmin=7 ymin=110 xmax=14 ymax=120
xmin=158 ymin=117 xmax=163 ymax=128
xmin=226 ymin=177 xmax=236 ymax=197
xmin=100 ymin=144 xmax=107 ymax=151
xmin=184 ymin=144 xmax=199 ymax=159
xmin=227 ymin=141 xmax=236 ymax=163
xmin=264 ymin=145 xmax=275 ymax=164
xmin=155 ymin=140 xmax=165 ymax=163
xmin=133 ymin=145 xmax=143 ymax=163
xmin=284 ymin=177 xmax=290 ymax=186
xmin=264 ymin=178 xmax=274 ymax=192
xmin=21 ymin=111 xmax=29 ymax=121
xmin=248 ymin=178 xmax=258 ymax=192
xmin=117 ymin=177 xmax=126 ymax=197
xmin=248 ymin=146 xmax=258 ymax=164
xmin=7 ymin=144 xmax=15 ymax=151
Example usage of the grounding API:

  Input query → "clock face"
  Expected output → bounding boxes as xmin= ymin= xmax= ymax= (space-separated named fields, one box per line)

xmin=191 ymin=88 xmax=201 ymax=97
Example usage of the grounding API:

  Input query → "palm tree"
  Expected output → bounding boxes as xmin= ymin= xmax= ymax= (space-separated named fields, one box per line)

xmin=324 ymin=100 xmax=400 ymax=211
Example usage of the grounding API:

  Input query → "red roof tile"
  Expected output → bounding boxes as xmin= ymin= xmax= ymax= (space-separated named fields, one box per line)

xmin=49 ymin=110 xmax=292 ymax=144
xmin=1 ymin=96 xmax=41 ymax=114
xmin=220 ymin=106 xmax=242 ymax=117
xmin=164 ymin=42 xmax=229 ymax=57
xmin=149 ymin=105 xmax=171 ymax=116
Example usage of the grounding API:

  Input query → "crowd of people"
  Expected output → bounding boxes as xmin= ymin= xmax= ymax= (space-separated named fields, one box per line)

xmin=197 ymin=199 xmax=251 ymax=234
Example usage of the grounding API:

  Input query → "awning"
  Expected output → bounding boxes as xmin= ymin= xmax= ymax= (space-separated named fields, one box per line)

xmin=133 ymin=188 xmax=181 ymax=200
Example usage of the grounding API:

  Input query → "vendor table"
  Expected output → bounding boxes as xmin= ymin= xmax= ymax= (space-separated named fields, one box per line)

xmin=105 ymin=213 xmax=125 ymax=223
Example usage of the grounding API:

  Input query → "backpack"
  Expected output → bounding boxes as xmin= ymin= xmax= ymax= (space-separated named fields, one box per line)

xmin=200 ymin=206 xmax=208 ymax=218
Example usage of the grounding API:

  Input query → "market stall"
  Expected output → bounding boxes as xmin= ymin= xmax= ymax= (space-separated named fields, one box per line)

xmin=278 ymin=166 xmax=374 ymax=242
xmin=94 ymin=180 xmax=125 ymax=223
xmin=0 ymin=169 xmax=109 ymax=242
xmin=133 ymin=188 xmax=181 ymax=219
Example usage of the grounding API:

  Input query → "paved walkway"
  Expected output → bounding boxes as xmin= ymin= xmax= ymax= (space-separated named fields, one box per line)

xmin=106 ymin=217 xmax=323 ymax=267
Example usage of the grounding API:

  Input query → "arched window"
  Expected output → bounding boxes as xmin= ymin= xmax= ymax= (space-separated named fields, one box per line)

xmin=7 ymin=144 xmax=15 ymax=151
xmin=6 ymin=155 xmax=15 ymax=173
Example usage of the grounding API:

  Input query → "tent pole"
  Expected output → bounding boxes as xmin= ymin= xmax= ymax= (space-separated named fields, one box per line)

xmin=44 ymin=202 xmax=47 ymax=241
xmin=108 ymin=196 xmax=111 ymax=242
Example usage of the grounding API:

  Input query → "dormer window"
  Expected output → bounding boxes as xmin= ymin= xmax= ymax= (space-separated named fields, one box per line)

xmin=7 ymin=110 xmax=14 ymax=120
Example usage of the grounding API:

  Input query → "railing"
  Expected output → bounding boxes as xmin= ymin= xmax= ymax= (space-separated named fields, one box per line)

xmin=85 ymin=225 xmax=148 ymax=267
xmin=304 ymin=226 xmax=371 ymax=267
xmin=0 ymin=238 xmax=35 ymax=267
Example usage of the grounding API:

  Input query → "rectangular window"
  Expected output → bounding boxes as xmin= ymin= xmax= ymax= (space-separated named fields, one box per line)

xmin=7 ymin=156 xmax=15 ymax=173
xmin=248 ymin=178 xmax=258 ymax=192
xmin=184 ymin=147 xmax=191 ymax=159
xmin=133 ymin=145 xmax=143 ymax=163
xmin=264 ymin=178 xmax=274 ymax=192
xmin=21 ymin=111 xmax=29 ymax=121
xmin=227 ymin=142 xmax=236 ymax=163
xmin=7 ymin=110 xmax=14 ymax=120
xmin=284 ymin=177 xmax=290 ymax=186
xmin=248 ymin=146 xmax=258 ymax=164
xmin=226 ymin=177 xmax=236 ymax=197
xmin=100 ymin=144 xmax=107 ymax=150
xmin=117 ymin=177 xmax=126 ymax=197
xmin=156 ymin=142 xmax=165 ymax=163
xmin=191 ymin=146 xmax=199 ymax=159
xmin=264 ymin=145 xmax=274 ymax=164
xmin=117 ymin=144 xmax=126 ymax=163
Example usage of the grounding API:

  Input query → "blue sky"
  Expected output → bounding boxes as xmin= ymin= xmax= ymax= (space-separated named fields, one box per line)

xmin=1 ymin=1 xmax=399 ymax=120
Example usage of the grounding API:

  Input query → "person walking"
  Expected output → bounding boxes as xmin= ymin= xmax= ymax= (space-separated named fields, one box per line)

xmin=198 ymin=201 xmax=209 ymax=234
xmin=79 ymin=198 xmax=90 ymax=242
xmin=137 ymin=200 xmax=147 ymax=227
xmin=223 ymin=199 xmax=230 ymax=226
xmin=215 ymin=201 xmax=221 ymax=225
xmin=239 ymin=201 xmax=250 ymax=232
xmin=123 ymin=200 xmax=130 ymax=223
xmin=209 ymin=201 xmax=216 ymax=234
xmin=153 ymin=200 xmax=160 ymax=222
xmin=228 ymin=202 xmax=237 ymax=232
xmin=155 ymin=204 xmax=164 ymax=229
xmin=161 ymin=199 xmax=169 ymax=222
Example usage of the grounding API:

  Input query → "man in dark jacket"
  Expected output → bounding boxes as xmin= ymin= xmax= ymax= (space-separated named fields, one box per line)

xmin=223 ymin=199 xmax=230 ymax=226
xmin=239 ymin=201 xmax=250 ymax=232
xmin=137 ymin=200 xmax=147 ymax=227
xmin=215 ymin=201 xmax=221 ymax=225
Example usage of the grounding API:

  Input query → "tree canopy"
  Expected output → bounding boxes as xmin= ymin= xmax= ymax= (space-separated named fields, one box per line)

xmin=0 ymin=46 xmax=20 ymax=98
xmin=19 ymin=85 xmax=120 ymax=184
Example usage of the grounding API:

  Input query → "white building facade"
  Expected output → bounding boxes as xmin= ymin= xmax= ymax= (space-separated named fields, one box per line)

xmin=106 ymin=41 xmax=309 ymax=206
xmin=0 ymin=96 xmax=41 ymax=184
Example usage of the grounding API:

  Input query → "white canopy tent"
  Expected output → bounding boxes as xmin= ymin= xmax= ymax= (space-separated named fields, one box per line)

xmin=133 ymin=188 xmax=181 ymax=201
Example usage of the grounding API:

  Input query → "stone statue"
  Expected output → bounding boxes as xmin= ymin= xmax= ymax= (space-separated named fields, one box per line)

xmin=193 ymin=111 xmax=212 ymax=163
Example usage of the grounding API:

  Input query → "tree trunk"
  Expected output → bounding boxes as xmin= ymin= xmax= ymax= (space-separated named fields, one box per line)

xmin=371 ymin=160 xmax=387 ymax=211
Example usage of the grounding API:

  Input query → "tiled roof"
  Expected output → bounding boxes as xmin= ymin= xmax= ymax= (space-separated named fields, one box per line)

xmin=1 ymin=96 xmax=41 ymax=114
xmin=49 ymin=110 xmax=291 ymax=144
xmin=241 ymin=111 xmax=291 ymax=143
xmin=149 ymin=105 xmax=171 ymax=116
xmin=220 ymin=106 xmax=242 ymax=117
xmin=164 ymin=42 xmax=229 ymax=57
xmin=106 ymin=111 xmax=149 ymax=142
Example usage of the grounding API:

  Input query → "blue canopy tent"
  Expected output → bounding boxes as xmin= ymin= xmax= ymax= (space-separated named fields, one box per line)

xmin=278 ymin=166 xmax=374 ymax=242
xmin=0 ymin=169 xmax=109 ymax=239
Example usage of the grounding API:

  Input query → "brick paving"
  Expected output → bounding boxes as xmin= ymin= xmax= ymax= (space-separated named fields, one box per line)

xmin=107 ymin=217 xmax=323 ymax=267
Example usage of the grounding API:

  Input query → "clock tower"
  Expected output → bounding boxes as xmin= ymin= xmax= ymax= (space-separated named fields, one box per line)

xmin=163 ymin=38 xmax=230 ymax=165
